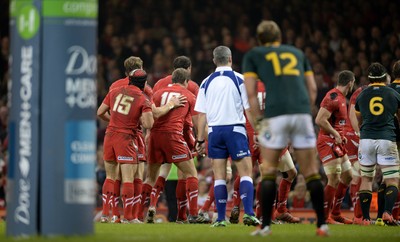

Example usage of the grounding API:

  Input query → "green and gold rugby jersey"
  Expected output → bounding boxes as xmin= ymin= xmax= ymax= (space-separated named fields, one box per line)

xmin=242 ymin=43 xmax=313 ymax=118
xmin=389 ymin=79 xmax=400 ymax=94
xmin=355 ymin=83 xmax=400 ymax=141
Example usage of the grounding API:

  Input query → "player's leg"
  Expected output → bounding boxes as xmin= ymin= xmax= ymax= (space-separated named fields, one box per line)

xmin=358 ymin=139 xmax=377 ymax=224
xmin=295 ymin=148 xmax=326 ymax=229
xmin=258 ymin=147 xmax=281 ymax=229
xmin=350 ymin=161 xmax=363 ymax=224
xmin=131 ymin=162 xmax=144 ymax=222
xmin=378 ymin=139 xmax=400 ymax=225
xmin=120 ymin=163 xmax=137 ymax=222
xmin=175 ymin=159 xmax=199 ymax=223
xmin=275 ymin=150 xmax=300 ymax=223
xmin=111 ymin=164 xmax=121 ymax=220
xmin=207 ymin=126 xmax=229 ymax=226
xmin=291 ymin=114 xmax=326 ymax=234
xmin=198 ymin=176 xmax=214 ymax=223
xmin=132 ymin=133 xmax=146 ymax=222
xmin=345 ymin=131 xmax=362 ymax=222
xmin=101 ymin=160 xmax=118 ymax=223
xmin=145 ymin=162 xmax=161 ymax=223
xmin=322 ymin=158 xmax=341 ymax=224
xmin=331 ymin=157 xmax=353 ymax=224
xmin=223 ymin=124 xmax=257 ymax=226
xmin=175 ymin=168 xmax=188 ymax=223
xmin=229 ymin=174 xmax=241 ymax=224
xmin=254 ymin=116 xmax=291 ymax=232
xmin=149 ymin=163 xmax=171 ymax=208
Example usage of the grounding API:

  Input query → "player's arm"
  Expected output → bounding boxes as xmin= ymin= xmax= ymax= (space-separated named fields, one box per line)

xmin=315 ymin=107 xmax=342 ymax=144
xmin=305 ymin=74 xmax=317 ymax=108
xmin=141 ymin=111 xmax=154 ymax=129
xmin=97 ymin=103 xmax=110 ymax=122
xmin=195 ymin=112 xmax=207 ymax=155
xmin=244 ymin=75 xmax=262 ymax=131
xmin=349 ymin=104 xmax=360 ymax=134
xmin=152 ymin=95 xmax=187 ymax=118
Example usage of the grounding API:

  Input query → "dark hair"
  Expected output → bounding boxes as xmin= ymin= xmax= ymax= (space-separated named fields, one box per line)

xmin=172 ymin=68 xmax=189 ymax=84
xmin=392 ymin=60 xmax=400 ymax=80
xmin=173 ymin=56 xmax=191 ymax=70
xmin=367 ymin=62 xmax=387 ymax=83
xmin=256 ymin=20 xmax=281 ymax=45
xmin=337 ymin=70 xmax=355 ymax=86
xmin=128 ymin=69 xmax=147 ymax=89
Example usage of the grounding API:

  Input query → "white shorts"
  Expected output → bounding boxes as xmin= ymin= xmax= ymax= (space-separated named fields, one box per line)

xmin=258 ymin=114 xmax=316 ymax=149
xmin=359 ymin=139 xmax=399 ymax=166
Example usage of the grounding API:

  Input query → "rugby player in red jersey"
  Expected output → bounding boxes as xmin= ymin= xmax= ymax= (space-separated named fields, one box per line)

xmin=347 ymin=83 xmax=368 ymax=224
xmin=97 ymin=69 xmax=153 ymax=223
xmin=143 ymin=56 xmax=200 ymax=223
xmin=145 ymin=68 xmax=202 ymax=224
xmin=315 ymin=70 xmax=355 ymax=224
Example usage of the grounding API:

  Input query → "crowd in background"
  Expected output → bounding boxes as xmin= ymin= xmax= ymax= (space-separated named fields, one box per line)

xmin=0 ymin=0 xmax=399 ymax=212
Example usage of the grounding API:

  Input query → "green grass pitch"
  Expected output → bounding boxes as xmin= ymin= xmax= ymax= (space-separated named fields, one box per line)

xmin=1 ymin=222 xmax=399 ymax=242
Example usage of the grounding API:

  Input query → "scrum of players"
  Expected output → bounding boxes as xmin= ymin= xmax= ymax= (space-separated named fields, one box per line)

xmin=97 ymin=53 xmax=400 ymax=228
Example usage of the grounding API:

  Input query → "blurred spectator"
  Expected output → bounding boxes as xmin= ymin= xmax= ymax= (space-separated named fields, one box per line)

xmin=288 ymin=175 xmax=312 ymax=209
xmin=198 ymin=178 xmax=209 ymax=208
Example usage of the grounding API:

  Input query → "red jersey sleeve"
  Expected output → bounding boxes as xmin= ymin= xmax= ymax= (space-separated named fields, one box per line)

xmin=142 ymin=97 xmax=152 ymax=113
xmin=349 ymin=88 xmax=362 ymax=106
xmin=144 ymin=84 xmax=154 ymax=101
xmin=188 ymin=80 xmax=199 ymax=96
xmin=103 ymin=92 xmax=111 ymax=106
xmin=187 ymin=92 xmax=198 ymax=116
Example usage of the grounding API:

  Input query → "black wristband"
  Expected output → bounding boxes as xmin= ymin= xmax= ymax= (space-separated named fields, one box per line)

xmin=196 ymin=140 xmax=205 ymax=144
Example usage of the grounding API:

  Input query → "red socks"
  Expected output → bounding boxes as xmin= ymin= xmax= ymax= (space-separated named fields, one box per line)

xmin=331 ymin=182 xmax=348 ymax=216
xmin=187 ymin=177 xmax=199 ymax=216
xmin=102 ymin=178 xmax=114 ymax=216
xmin=150 ymin=176 xmax=166 ymax=207
xmin=121 ymin=182 xmax=134 ymax=221
xmin=324 ymin=185 xmax=336 ymax=219
xmin=138 ymin=183 xmax=152 ymax=220
xmin=232 ymin=176 xmax=241 ymax=207
xmin=277 ymin=179 xmax=292 ymax=213
xmin=201 ymin=181 xmax=214 ymax=212
xmin=112 ymin=179 xmax=121 ymax=217
xmin=132 ymin=178 xmax=143 ymax=219
xmin=176 ymin=179 xmax=188 ymax=220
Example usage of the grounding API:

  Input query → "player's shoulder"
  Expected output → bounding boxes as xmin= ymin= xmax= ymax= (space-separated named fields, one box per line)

xmin=233 ymin=71 xmax=244 ymax=80
xmin=153 ymin=75 xmax=172 ymax=90
xmin=109 ymin=77 xmax=128 ymax=91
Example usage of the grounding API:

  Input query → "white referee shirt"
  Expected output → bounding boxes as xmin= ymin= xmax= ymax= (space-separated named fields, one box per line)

xmin=194 ymin=66 xmax=250 ymax=126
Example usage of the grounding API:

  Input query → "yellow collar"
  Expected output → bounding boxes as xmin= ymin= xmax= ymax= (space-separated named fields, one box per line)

xmin=264 ymin=42 xmax=281 ymax=47
xmin=368 ymin=83 xmax=386 ymax=87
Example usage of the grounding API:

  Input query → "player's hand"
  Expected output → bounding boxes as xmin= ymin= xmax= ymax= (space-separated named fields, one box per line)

xmin=334 ymin=133 xmax=342 ymax=144
xmin=196 ymin=140 xmax=206 ymax=157
xmin=170 ymin=95 xmax=187 ymax=108
xmin=253 ymin=134 xmax=259 ymax=149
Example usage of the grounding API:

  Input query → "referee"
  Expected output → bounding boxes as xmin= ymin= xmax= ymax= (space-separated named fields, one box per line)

xmin=195 ymin=46 xmax=260 ymax=227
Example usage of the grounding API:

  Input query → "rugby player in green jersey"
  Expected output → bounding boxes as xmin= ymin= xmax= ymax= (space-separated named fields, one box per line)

xmin=243 ymin=20 xmax=327 ymax=236
xmin=355 ymin=62 xmax=400 ymax=225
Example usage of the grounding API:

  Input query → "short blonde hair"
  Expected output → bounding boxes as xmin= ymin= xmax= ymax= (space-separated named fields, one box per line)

xmin=257 ymin=20 xmax=281 ymax=45
xmin=124 ymin=56 xmax=143 ymax=74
